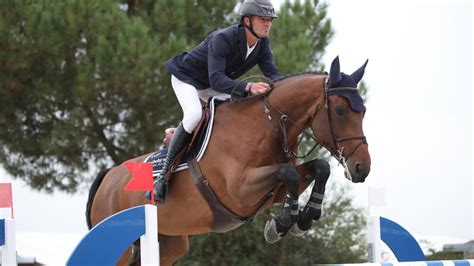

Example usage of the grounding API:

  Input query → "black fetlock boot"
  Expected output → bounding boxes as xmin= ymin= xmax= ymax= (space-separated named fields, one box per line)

xmin=153 ymin=123 xmax=191 ymax=203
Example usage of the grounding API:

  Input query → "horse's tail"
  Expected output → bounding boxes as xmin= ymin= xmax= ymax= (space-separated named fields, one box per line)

xmin=85 ymin=168 xmax=111 ymax=230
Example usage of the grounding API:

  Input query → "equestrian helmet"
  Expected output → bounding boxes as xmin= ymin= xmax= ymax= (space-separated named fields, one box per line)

xmin=239 ymin=0 xmax=278 ymax=18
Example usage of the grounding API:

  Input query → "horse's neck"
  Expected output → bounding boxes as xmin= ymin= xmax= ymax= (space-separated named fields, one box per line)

xmin=267 ymin=75 xmax=325 ymax=139
xmin=211 ymin=74 xmax=325 ymax=162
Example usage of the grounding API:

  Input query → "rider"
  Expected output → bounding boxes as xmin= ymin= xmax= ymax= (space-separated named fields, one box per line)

xmin=153 ymin=0 xmax=281 ymax=203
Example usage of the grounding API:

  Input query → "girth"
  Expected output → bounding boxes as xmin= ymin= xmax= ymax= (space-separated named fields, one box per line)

xmin=188 ymin=158 xmax=274 ymax=233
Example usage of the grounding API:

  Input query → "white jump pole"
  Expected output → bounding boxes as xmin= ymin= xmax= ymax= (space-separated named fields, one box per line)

xmin=367 ymin=215 xmax=382 ymax=263
xmin=140 ymin=204 xmax=160 ymax=265
xmin=1 ymin=218 xmax=17 ymax=266
xmin=367 ymin=186 xmax=386 ymax=263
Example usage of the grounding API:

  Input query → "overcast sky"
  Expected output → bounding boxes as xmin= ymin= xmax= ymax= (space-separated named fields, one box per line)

xmin=0 ymin=0 xmax=472 ymax=264
xmin=313 ymin=0 xmax=473 ymax=241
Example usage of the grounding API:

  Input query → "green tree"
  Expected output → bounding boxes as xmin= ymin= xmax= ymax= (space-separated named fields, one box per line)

xmin=177 ymin=183 xmax=367 ymax=265
xmin=0 ymin=0 xmax=334 ymax=192
xmin=272 ymin=0 xmax=332 ymax=73
xmin=0 ymin=0 xmax=238 ymax=191
xmin=426 ymin=249 xmax=464 ymax=260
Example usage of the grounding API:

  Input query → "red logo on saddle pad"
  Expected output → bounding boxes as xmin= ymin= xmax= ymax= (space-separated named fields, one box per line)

xmin=124 ymin=162 xmax=154 ymax=203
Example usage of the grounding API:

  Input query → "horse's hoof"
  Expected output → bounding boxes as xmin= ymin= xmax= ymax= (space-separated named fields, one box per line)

xmin=289 ymin=223 xmax=307 ymax=237
xmin=264 ymin=219 xmax=282 ymax=244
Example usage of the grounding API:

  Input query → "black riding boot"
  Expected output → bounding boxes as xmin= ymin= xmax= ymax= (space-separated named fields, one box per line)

xmin=153 ymin=123 xmax=192 ymax=203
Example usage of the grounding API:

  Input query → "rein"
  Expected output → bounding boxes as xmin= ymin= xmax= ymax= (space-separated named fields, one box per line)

xmin=230 ymin=75 xmax=274 ymax=103
xmin=262 ymin=74 xmax=367 ymax=167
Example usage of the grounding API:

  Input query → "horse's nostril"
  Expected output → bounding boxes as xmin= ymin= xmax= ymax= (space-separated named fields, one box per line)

xmin=353 ymin=162 xmax=370 ymax=181
xmin=355 ymin=162 xmax=365 ymax=175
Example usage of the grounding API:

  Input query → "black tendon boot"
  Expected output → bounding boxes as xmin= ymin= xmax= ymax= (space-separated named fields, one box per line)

xmin=153 ymin=123 xmax=191 ymax=203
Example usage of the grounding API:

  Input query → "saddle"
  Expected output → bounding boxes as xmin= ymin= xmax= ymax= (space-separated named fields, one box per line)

xmin=144 ymin=97 xmax=222 ymax=177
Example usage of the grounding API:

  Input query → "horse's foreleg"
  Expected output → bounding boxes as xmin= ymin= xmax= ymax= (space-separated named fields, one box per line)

xmin=158 ymin=234 xmax=189 ymax=266
xmin=290 ymin=158 xmax=330 ymax=237
xmin=116 ymin=245 xmax=138 ymax=266
xmin=264 ymin=163 xmax=300 ymax=244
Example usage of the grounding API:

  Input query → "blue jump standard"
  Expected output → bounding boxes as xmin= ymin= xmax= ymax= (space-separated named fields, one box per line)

xmin=380 ymin=217 xmax=426 ymax=262
xmin=66 ymin=206 xmax=147 ymax=265
xmin=380 ymin=261 xmax=473 ymax=266
xmin=0 ymin=219 xmax=5 ymax=246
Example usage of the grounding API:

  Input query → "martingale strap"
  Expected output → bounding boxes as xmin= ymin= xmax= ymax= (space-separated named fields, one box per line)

xmin=188 ymin=158 xmax=274 ymax=233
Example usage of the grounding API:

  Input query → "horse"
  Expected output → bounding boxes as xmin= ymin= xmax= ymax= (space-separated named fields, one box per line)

xmin=86 ymin=56 xmax=371 ymax=265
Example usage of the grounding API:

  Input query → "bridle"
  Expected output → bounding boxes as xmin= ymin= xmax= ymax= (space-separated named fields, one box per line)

xmin=321 ymin=75 xmax=368 ymax=167
xmin=262 ymin=74 xmax=368 ymax=169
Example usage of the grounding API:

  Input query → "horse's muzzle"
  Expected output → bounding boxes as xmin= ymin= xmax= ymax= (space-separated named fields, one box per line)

xmin=350 ymin=161 xmax=370 ymax=183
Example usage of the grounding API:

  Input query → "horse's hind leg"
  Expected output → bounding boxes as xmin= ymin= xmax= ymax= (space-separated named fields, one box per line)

xmin=290 ymin=159 xmax=330 ymax=236
xmin=264 ymin=163 xmax=300 ymax=243
xmin=159 ymin=234 xmax=189 ymax=266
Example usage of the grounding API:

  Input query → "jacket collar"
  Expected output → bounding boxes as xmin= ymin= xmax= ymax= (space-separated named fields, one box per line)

xmin=237 ymin=24 xmax=262 ymax=61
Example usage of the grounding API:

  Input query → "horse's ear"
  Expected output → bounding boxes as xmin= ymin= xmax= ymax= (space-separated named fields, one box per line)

xmin=329 ymin=56 xmax=342 ymax=87
xmin=351 ymin=59 xmax=369 ymax=85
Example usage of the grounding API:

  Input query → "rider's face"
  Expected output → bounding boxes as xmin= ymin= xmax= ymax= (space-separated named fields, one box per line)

xmin=249 ymin=16 xmax=273 ymax=38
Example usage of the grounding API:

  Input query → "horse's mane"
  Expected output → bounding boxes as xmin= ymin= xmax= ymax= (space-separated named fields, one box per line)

xmin=273 ymin=71 xmax=327 ymax=83
xmin=230 ymin=71 xmax=327 ymax=103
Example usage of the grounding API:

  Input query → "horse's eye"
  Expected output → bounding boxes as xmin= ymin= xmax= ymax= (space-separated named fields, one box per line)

xmin=335 ymin=106 xmax=346 ymax=117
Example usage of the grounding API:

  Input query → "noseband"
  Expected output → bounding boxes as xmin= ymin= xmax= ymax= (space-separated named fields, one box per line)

xmin=262 ymin=74 xmax=367 ymax=167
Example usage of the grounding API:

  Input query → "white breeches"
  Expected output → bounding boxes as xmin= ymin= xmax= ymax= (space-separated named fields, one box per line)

xmin=171 ymin=75 xmax=230 ymax=133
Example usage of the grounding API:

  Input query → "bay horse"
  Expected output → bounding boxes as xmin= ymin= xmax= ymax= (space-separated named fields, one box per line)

xmin=86 ymin=56 xmax=371 ymax=265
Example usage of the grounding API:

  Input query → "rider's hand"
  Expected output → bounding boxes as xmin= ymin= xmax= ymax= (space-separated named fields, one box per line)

xmin=163 ymin=128 xmax=176 ymax=146
xmin=247 ymin=82 xmax=271 ymax=95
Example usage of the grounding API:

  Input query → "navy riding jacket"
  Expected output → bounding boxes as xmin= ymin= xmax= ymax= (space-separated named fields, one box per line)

xmin=164 ymin=24 xmax=280 ymax=98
